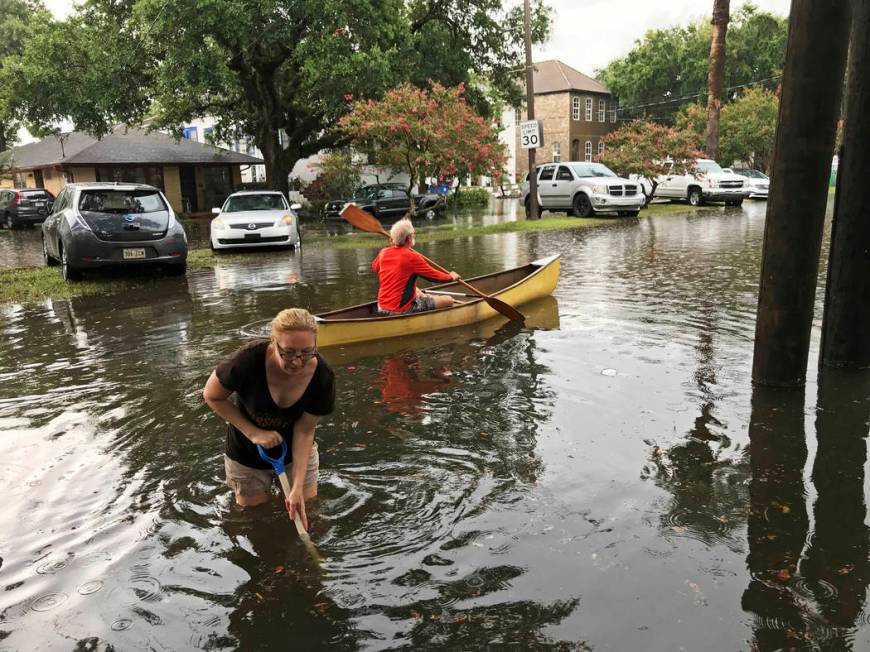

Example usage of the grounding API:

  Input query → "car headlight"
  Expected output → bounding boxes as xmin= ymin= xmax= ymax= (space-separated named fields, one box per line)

xmin=275 ymin=214 xmax=294 ymax=227
xmin=590 ymin=185 xmax=606 ymax=194
xmin=212 ymin=217 xmax=227 ymax=230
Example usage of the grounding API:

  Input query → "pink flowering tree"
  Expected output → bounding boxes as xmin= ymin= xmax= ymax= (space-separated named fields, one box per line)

xmin=598 ymin=120 xmax=704 ymax=205
xmin=337 ymin=82 xmax=506 ymax=213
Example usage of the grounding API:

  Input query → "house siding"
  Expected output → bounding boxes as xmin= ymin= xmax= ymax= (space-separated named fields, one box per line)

xmin=163 ymin=165 xmax=183 ymax=213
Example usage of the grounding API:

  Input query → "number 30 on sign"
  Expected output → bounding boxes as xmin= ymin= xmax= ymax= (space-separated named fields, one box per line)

xmin=519 ymin=120 xmax=544 ymax=150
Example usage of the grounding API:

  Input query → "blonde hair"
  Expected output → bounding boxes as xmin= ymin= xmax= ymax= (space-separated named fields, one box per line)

xmin=271 ymin=308 xmax=317 ymax=337
xmin=389 ymin=218 xmax=415 ymax=246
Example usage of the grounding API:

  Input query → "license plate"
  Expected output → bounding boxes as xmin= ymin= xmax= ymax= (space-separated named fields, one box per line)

xmin=34 ymin=201 xmax=45 ymax=207
xmin=243 ymin=233 xmax=261 ymax=240
xmin=123 ymin=248 xmax=146 ymax=260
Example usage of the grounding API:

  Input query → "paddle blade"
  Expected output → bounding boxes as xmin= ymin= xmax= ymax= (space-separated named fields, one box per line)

xmin=340 ymin=203 xmax=389 ymax=238
xmin=483 ymin=295 xmax=526 ymax=322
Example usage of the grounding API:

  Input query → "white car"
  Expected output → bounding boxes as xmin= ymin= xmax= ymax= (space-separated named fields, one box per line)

xmin=724 ymin=168 xmax=769 ymax=199
xmin=656 ymin=158 xmax=748 ymax=206
xmin=210 ymin=191 xmax=302 ymax=250
xmin=521 ymin=162 xmax=645 ymax=218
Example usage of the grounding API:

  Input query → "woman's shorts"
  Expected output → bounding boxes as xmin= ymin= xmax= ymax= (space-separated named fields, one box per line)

xmin=378 ymin=295 xmax=436 ymax=316
xmin=224 ymin=441 xmax=319 ymax=497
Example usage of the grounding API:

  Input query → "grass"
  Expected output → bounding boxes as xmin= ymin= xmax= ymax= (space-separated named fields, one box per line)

xmin=0 ymin=201 xmax=715 ymax=305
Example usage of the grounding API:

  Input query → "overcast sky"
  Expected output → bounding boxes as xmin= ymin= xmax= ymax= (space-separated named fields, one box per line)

xmin=45 ymin=0 xmax=792 ymax=75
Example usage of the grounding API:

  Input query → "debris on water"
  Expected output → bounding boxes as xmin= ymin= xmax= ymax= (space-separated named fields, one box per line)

xmin=601 ymin=368 xmax=617 ymax=377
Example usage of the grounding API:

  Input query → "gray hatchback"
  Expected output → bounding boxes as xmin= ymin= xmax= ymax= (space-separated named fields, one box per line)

xmin=41 ymin=182 xmax=188 ymax=281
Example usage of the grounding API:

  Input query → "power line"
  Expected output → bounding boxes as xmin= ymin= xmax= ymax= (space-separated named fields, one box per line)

xmin=613 ymin=74 xmax=783 ymax=114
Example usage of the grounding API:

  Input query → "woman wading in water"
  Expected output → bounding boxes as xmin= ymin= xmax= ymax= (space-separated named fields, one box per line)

xmin=203 ymin=308 xmax=335 ymax=529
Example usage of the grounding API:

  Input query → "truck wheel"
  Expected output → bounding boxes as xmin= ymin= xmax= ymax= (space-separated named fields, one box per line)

xmin=726 ymin=199 xmax=744 ymax=207
xmin=572 ymin=193 xmax=594 ymax=217
xmin=688 ymin=188 xmax=703 ymax=206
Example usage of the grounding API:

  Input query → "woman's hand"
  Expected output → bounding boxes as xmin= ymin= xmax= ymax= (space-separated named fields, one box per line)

xmin=248 ymin=428 xmax=282 ymax=449
xmin=285 ymin=488 xmax=308 ymax=532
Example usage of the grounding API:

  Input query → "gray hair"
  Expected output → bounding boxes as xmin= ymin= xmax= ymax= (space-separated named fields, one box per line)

xmin=389 ymin=218 xmax=415 ymax=246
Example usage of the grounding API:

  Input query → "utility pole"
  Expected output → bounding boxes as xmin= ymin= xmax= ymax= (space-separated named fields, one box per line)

xmin=752 ymin=0 xmax=851 ymax=386
xmin=704 ymin=0 xmax=730 ymax=160
xmin=523 ymin=0 xmax=539 ymax=220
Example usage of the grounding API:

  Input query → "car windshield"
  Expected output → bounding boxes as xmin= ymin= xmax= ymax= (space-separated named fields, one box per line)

xmin=696 ymin=160 xmax=724 ymax=174
xmin=741 ymin=169 xmax=767 ymax=179
xmin=79 ymin=190 xmax=166 ymax=214
xmin=352 ymin=186 xmax=384 ymax=200
xmin=570 ymin=163 xmax=617 ymax=178
xmin=223 ymin=194 xmax=286 ymax=212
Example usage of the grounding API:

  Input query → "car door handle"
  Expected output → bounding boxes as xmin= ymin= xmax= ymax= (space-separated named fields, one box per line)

xmin=552 ymin=183 xmax=558 ymax=187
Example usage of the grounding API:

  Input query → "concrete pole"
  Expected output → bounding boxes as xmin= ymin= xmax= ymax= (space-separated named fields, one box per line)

xmin=523 ymin=0 xmax=539 ymax=220
xmin=752 ymin=0 xmax=851 ymax=387
xmin=820 ymin=1 xmax=870 ymax=370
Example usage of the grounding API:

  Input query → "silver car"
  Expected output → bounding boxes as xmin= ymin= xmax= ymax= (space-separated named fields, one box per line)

xmin=41 ymin=182 xmax=188 ymax=281
xmin=209 ymin=191 xmax=301 ymax=250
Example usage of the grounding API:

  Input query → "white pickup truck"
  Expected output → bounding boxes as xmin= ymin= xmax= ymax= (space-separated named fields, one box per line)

xmin=655 ymin=158 xmax=748 ymax=206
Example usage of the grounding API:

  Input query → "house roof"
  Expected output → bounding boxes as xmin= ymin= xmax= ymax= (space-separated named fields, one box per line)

xmin=4 ymin=125 xmax=263 ymax=171
xmin=531 ymin=60 xmax=610 ymax=95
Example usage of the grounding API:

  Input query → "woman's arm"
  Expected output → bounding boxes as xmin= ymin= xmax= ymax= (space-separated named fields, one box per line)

xmin=286 ymin=411 xmax=321 ymax=530
xmin=202 ymin=371 xmax=281 ymax=448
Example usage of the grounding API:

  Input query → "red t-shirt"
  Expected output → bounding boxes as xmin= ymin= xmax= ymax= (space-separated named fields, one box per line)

xmin=372 ymin=245 xmax=453 ymax=312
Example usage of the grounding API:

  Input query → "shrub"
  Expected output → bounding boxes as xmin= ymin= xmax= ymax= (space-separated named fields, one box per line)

xmin=446 ymin=187 xmax=490 ymax=208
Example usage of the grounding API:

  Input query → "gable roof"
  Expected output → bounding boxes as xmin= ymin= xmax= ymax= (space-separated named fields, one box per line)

xmin=4 ymin=125 xmax=263 ymax=170
xmin=532 ymin=60 xmax=610 ymax=95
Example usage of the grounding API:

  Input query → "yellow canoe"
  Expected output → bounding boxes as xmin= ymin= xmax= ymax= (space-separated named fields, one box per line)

xmin=315 ymin=254 xmax=560 ymax=347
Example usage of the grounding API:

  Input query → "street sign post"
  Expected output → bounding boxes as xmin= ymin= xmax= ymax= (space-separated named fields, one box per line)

xmin=519 ymin=120 xmax=544 ymax=150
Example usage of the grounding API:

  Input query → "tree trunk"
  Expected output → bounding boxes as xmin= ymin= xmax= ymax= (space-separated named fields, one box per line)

xmin=705 ymin=0 xmax=730 ymax=161
xmin=258 ymin=129 xmax=293 ymax=195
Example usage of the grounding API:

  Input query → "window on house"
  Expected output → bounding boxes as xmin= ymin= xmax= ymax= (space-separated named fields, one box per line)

xmin=598 ymin=141 xmax=605 ymax=156
xmin=610 ymin=109 xmax=617 ymax=123
xmin=572 ymin=96 xmax=581 ymax=121
xmin=585 ymin=98 xmax=593 ymax=121
xmin=203 ymin=127 xmax=214 ymax=144
xmin=585 ymin=141 xmax=593 ymax=162
xmin=553 ymin=142 xmax=561 ymax=162
xmin=571 ymin=139 xmax=580 ymax=161
xmin=183 ymin=127 xmax=198 ymax=141
xmin=598 ymin=99 xmax=606 ymax=122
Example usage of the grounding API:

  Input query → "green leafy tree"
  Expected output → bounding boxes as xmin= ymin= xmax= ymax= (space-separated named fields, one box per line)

xmin=597 ymin=120 xmax=704 ymax=204
xmin=599 ymin=2 xmax=786 ymax=123
xmin=310 ymin=148 xmax=365 ymax=200
xmin=338 ymin=82 xmax=506 ymax=210
xmin=675 ymin=103 xmax=707 ymax=149
xmin=719 ymin=87 xmax=778 ymax=171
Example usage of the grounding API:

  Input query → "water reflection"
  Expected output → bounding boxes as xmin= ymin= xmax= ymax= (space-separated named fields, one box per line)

xmin=743 ymin=371 xmax=870 ymax=650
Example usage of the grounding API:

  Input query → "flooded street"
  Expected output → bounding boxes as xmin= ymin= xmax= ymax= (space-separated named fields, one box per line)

xmin=1 ymin=200 xmax=868 ymax=650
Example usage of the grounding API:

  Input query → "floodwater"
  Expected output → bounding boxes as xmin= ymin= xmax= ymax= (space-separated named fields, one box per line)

xmin=1 ymin=199 xmax=868 ymax=650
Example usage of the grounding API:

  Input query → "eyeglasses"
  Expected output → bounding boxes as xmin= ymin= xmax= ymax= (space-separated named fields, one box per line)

xmin=273 ymin=341 xmax=317 ymax=362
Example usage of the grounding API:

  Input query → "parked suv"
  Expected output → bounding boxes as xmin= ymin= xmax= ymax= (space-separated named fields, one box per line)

xmin=656 ymin=158 xmax=748 ymax=206
xmin=0 ymin=188 xmax=54 ymax=229
xmin=521 ymin=162 xmax=645 ymax=218
xmin=724 ymin=167 xmax=769 ymax=199
xmin=324 ymin=183 xmax=446 ymax=220
xmin=41 ymin=182 xmax=188 ymax=281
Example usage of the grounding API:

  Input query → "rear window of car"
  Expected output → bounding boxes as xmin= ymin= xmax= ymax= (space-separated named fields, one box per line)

xmin=223 ymin=194 xmax=287 ymax=212
xmin=79 ymin=190 xmax=167 ymax=214
xmin=21 ymin=190 xmax=52 ymax=200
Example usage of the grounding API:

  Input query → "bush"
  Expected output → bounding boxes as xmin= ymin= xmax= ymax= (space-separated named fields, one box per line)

xmin=299 ymin=200 xmax=328 ymax=220
xmin=446 ymin=187 xmax=490 ymax=208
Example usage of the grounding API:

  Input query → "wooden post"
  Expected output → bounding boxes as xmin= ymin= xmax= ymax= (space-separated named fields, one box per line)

xmin=523 ymin=0 xmax=539 ymax=220
xmin=820 ymin=2 xmax=870 ymax=370
xmin=704 ymin=0 xmax=730 ymax=161
xmin=752 ymin=0 xmax=851 ymax=387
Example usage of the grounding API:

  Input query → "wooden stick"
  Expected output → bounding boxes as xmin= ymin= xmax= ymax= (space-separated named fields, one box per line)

xmin=277 ymin=471 xmax=321 ymax=563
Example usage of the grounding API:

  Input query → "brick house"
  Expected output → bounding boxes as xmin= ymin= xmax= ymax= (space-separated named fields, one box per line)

xmin=510 ymin=60 xmax=618 ymax=182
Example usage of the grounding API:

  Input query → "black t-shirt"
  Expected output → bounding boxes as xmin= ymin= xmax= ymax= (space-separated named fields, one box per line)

xmin=215 ymin=340 xmax=335 ymax=469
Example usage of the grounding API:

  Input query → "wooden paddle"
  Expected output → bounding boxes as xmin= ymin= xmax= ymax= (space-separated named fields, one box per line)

xmin=340 ymin=203 xmax=525 ymax=322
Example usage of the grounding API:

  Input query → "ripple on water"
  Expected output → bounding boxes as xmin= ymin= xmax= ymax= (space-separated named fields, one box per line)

xmin=107 ymin=576 xmax=163 ymax=604
xmin=76 ymin=580 xmax=104 ymax=595
xmin=30 ymin=592 xmax=68 ymax=612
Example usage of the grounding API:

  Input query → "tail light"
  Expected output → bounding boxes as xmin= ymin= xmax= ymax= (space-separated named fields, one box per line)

xmin=13 ymin=192 xmax=21 ymax=205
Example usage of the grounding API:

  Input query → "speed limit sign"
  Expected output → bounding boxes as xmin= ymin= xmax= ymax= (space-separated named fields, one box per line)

xmin=519 ymin=120 xmax=544 ymax=149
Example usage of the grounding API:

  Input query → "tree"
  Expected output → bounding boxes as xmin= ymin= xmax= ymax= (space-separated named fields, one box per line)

xmin=598 ymin=2 xmax=787 ymax=123
xmin=705 ymin=0 xmax=730 ymax=159
xmin=310 ymin=148 xmax=366 ymax=200
xmin=9 ymin=0 xmax=550 ymax=194
xmin=719 ymin=87 xmax=778 ymax=171
xmin=597 ymin=120 xmax=704 ymax=204
xmin=675 ymin=103 xmax=707 ymax=149
xmin=337 ymin=82 xmax=506 ymax=209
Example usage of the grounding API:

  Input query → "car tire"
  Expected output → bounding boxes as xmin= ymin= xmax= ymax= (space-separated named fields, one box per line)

xmin=424 ymin=208 xmax=436 ymax=220
xmin=688 ymin=188 xmax=703 ymax=206
xmin=5 ymin=213 xmax=14 ymax=230
xmin=61 ymin=246 xmax=82 ymax=281
xmin=726 ymin=199 xmax=744 ymax=207
xmin=43 ymin=236 xmax=59 ymax=267
xmin=624 ymin=210 xmax=640 ymax=217
xmin=572 ymin=193 xmax=594 ymax=218
xmin=166 ymin=262 xmax=187 ymax=276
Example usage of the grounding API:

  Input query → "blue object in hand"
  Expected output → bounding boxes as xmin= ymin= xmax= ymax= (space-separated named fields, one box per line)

xmin=256 ymin=440 xmax=288 ymax=475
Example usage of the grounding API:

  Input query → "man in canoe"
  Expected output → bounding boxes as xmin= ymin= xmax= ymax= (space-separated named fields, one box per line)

xmin=202 ymin=308 xmax=335 ymax=530
xmin=373 ymin=218 xmax=460 ymax=315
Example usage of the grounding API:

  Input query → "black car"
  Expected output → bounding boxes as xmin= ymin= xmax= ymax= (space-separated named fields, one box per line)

xmin=324 ymin=183 xmax=446 ymax=220
xmin=0 ymin=188 xmax=54 ymax=229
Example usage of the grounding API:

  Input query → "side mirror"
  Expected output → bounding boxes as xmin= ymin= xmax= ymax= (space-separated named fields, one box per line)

xmin=290 ymin=203 xmax=302 ymax=211
xmin=211 ymin=207 xmax=221 ymax=215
